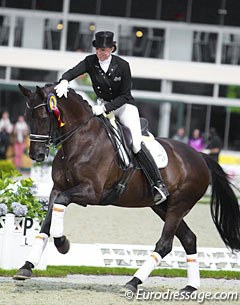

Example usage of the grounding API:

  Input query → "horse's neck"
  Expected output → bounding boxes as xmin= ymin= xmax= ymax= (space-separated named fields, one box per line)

xmin=59 ymin=96 xmax=91 ymax=131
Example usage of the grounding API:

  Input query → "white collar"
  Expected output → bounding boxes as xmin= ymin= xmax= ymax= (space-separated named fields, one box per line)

xmin=99 ymin=55 xmax=112 ymax=65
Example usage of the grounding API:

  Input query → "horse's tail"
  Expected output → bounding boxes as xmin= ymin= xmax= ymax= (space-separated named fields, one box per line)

xmin=201 ymin=153 xmax=240 ymax=252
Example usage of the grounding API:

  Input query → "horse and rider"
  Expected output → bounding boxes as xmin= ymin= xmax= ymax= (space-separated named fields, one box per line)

xmin=14 ymin=31 xmax=240 ymax=295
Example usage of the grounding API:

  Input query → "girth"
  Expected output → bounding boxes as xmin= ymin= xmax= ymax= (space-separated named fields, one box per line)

xmin=99 ymin=167 xmax=135 ymax=205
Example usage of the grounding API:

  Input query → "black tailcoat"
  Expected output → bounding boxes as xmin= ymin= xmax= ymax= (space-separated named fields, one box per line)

xmin=61 ymin=54 xmax=136 ymax=112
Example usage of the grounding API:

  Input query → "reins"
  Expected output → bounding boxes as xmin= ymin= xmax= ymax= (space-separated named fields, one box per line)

xmin=51 ymin=115 xmax=93 ymax=146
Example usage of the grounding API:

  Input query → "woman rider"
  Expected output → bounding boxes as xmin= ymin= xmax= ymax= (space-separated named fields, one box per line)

xmin=54 ymin=31 xmax=169 ymax=203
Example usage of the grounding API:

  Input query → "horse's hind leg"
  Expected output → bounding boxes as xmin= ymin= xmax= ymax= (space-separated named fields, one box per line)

xmin=126 ymin=203 xmax=199 ymax=293
xmin=174 ymin=221 xmax=200 ymax=293
xmin=151 ymin=204 xmax=200 ymax=292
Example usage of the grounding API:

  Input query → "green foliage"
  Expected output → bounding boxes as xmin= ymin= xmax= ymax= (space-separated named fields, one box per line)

xmin=37 ymin=266 xmax=240 ymax=279
xmin=226 ymin=85 xmax=239 ymax=99
xmin=0 ymin=160 xmax=16 ymax=174
xmin=0 ymin=169 xmax=46 ymax=220
xmin=227 ymin=106 xmax=240 ymax=113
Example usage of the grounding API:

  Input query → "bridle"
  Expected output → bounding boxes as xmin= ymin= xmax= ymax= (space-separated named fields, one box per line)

xmin=26 ymin=101 xmax=52 ymax=146
xmin=26 ymin=99 xmax=93 ymax=153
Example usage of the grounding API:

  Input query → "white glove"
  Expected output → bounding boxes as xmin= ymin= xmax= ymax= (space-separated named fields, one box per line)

xmin=54 ymin=80 xmax=69 ymax=98
xmin=92 ymin=105 xmax=106 ymax=116
xmin=202 ymin=149 xmax=210 ymax=154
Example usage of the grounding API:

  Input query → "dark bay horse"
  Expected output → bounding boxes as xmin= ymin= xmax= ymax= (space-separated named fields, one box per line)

xmin=15 ymin=84 xmax=240 ymax=293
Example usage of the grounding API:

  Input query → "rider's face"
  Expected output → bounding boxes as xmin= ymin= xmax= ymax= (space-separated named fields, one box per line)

xmin=95 ymin=47 xmax=113 ymax=61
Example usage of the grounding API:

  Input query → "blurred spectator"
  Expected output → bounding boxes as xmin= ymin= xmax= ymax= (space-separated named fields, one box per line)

xmin=0 ymin=111 xmax=13 ymax=159
xmin=172 ymin=127 xmax=188 ymax=144
xmin=13 ymin=115 xmax=29 ymax=168
xmin=189 ymin=128 xmax=205 ymax=152
xmin=206 ymin=127 xmax=222 ymax=163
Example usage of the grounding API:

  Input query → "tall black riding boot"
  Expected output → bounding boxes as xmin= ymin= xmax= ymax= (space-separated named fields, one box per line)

xmin=135 ymin=143 xmax=169 ymax=203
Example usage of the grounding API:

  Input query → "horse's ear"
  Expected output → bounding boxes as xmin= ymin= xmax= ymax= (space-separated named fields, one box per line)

xmin=36 ymin=86 xmax=45 ymax=100
xmin=18 ymin=84 xmax=32 ymax=98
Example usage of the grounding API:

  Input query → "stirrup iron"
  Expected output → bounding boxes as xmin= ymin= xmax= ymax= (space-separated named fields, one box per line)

xmin=153 ymin=185 xmax=167 ymax=204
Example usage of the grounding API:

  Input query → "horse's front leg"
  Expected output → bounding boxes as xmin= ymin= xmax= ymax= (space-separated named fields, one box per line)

xmin=39 ymin=190 xmax=70 ymax=255
xmin=49 ymin=182 xmax=97 ymax=241
xmin=13 ymin=188 xmax=60 ymax=280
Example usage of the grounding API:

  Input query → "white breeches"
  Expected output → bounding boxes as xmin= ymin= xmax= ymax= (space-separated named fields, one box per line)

xmin=113 ymin=104 xmax=142 ymax=153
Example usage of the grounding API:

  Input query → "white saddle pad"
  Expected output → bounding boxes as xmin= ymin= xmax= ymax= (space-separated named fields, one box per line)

xmin=143 ymin=132 xmax=168 ymax=168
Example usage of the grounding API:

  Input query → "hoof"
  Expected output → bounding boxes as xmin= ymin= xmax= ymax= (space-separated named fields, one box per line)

xmin=54 ymin=236 xmax=70 ymax=254
xmin=180 ymin=285 xmax=197 ymax=295
xmin=13 ymin=268 xmax=32 ymax=281
xmin=125 ymin=283 xmax=137 ymax=294
xmin=125 ymin=277 xmax=142 ymax=294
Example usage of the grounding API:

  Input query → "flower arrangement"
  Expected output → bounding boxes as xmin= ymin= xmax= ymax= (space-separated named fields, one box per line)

xmin=0 ymin=169 xmax=47 ymax=220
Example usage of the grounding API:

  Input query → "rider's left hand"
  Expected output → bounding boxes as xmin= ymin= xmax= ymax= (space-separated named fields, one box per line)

xmin=92 ymin=105 xmax=106 ymax=116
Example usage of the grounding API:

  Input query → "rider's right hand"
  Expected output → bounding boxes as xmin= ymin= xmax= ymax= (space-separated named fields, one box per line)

xmin=54 ymin=79 xmax=69 ymax=98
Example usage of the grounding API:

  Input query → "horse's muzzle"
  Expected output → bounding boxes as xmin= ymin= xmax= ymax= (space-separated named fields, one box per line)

xmin=29 ymin=152 xmax=45 ymax=162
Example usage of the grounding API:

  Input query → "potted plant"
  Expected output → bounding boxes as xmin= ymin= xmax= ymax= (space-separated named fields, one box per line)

xmin=0 ymin=169 xmax=47 ymax=222
xmin=0 ymin=169 xmax=48 ymax=269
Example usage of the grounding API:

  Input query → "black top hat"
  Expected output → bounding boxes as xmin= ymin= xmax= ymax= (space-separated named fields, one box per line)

xmin=92 ymin=31 xmax=117 ymax=52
